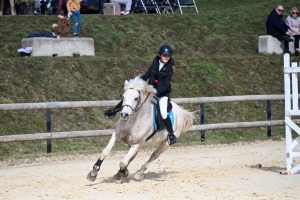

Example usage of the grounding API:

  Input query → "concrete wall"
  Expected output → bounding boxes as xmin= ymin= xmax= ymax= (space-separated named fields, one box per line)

xmin=22 ymin=37 xmax=95 ymax=57
xmin=258 ymin=35 xmax=297 ymax=54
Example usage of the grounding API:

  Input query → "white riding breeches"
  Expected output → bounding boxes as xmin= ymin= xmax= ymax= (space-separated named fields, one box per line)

xmin=158 ymin=96 xmax=168 ymax=119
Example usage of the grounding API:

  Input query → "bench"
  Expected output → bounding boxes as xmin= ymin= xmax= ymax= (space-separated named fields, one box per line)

xmin=258 ymin=35 xmax=297 ymax=54
xmin=21 ymin=37 xmax=95 ymax=57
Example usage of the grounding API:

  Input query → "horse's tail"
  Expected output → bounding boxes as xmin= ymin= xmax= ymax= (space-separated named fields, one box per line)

xmin=178 ymin=106 xmax=195 ymax=132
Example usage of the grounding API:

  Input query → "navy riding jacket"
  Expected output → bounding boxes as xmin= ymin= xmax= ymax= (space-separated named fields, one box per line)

xmin=141 ymin=56 xmax=175 ymax=98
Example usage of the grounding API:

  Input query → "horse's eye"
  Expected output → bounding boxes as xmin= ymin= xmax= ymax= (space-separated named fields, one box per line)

xmin=135 ymin=97 xmax=139 ymax=101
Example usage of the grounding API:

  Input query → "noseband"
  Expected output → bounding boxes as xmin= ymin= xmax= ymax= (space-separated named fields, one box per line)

xmin=122 ymin=88 xmax=150 ymax=115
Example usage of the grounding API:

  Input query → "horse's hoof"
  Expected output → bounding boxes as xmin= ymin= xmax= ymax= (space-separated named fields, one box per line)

xmin=113 ymin=172 xmax=122 ymax=181
xmin=113 ymin=168 xmax=129 ymax=181
xmin=119 ymin=168 xmax=129 ymax=177
xmin=86 ymin=170 xmax=98 ymax=182
xmin=133 ymin=171 xmax=144 ymax=181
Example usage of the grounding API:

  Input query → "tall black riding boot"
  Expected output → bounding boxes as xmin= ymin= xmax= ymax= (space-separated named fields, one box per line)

xmin=164 ymin=115 xmax=177 ymax=145
xmin=104 ymin=100 xmax=123 ymax=118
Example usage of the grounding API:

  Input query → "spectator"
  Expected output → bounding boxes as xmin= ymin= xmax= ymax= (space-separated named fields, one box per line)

xmin=40 ymin=0 xmax=46 ymax=14
xmin=110 ymin=0 xmax=132 ymax=15
xmin=52 ymin=9 xmax=70 ymax=38
xmin=58 ymin=0 xmax=68 ymax=10
xmin=67 ymin=0 xmax=83 ymax=37
xmin=266 ymin=5 xmax=293 ymax=54
xmin=286 ymin=7 xmax=300 ymax=56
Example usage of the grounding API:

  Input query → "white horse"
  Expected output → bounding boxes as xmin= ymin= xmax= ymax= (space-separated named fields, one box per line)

xmin=0 ymin=0 xmax=16 ymax=15
xmin=87 ymin=76 xmax=194 ymax=182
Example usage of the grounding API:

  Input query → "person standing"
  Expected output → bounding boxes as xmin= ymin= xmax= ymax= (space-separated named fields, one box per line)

xmin=58 ymin=0 xmax=68 ymax=10
xmin=266 ymin=5 xmax=293 ymax=54
xmin=286 ymin=7 xmax=300 ymax=56
xmin=67 ymin=0 xmax=82 ymax=37
xmin=103 ymin=44 xmax=178 ymax=145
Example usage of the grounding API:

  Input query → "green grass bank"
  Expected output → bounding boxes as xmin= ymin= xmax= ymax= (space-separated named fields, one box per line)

xmin=0 ymin=0 xmax=300 ymax=161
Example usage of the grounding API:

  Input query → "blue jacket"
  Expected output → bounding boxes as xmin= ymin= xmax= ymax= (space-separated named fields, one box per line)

xmin=26 ymin=32 xmax=56 ymax=38
xmin=266 ymin=9 xmax=290 ymax=37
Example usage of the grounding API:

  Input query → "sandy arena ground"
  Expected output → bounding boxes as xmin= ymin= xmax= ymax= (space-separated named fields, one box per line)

xmin=0 ymin=139 xmax=299 ymax=200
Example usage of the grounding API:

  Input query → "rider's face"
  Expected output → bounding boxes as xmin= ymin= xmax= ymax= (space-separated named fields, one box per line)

xmin=160 ymin=54 xmax=171 ymax=63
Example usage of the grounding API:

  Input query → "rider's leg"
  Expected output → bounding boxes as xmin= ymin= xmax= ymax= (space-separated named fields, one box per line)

xmin=159 ymin=97 xmax=177 ymax=145
xmin=104 ymin=99 xmax=123 ymax=118
xmin=164 ymin=115 xmax=177 ymax=145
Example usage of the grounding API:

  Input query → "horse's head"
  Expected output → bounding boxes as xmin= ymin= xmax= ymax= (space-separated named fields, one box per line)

xmin=120 ymin=76 xmax=156 ymax=122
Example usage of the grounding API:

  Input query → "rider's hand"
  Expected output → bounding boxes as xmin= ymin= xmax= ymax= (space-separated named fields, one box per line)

xmin=150 ymin=95 xmax=158 ymax=104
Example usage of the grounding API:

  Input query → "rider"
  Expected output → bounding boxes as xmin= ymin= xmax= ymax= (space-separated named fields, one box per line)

xmin=103 ymin=44 xmax=177 ymax=145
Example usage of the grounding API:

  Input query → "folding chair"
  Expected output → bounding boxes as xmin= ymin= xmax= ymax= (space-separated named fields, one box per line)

xmin=157 ymin=0 xmax=174 ymax=14
xmin=133 ymin=0 xmax=173 ymax=14
xmin=174 ymin=0 xmax=198 ymax=14
xmin=133 ymin=0 xmax=149 ymax=13
xmin=146 ymin=0 xmax=161 ymax=13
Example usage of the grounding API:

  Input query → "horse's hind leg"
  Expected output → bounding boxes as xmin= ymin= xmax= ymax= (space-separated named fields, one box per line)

xmin=113 ymin=144 xmax=140 ymax=181
xmin=87 ymin=132 xmax=119 ymax=182
xmin=134 ymin=140 xmax=169 ymax=181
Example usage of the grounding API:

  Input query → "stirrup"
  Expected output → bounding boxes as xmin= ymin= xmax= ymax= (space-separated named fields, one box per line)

xmin=167 ymin=134 xmax=177 ymax=145
xmin=104 ymin=108 xmax=117 ymax=119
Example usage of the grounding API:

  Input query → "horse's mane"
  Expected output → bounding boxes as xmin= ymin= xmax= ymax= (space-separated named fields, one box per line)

xmin=124 ymin=76 xmax=147 ymax=92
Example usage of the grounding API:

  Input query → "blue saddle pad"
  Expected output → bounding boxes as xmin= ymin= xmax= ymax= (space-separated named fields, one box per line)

xmin=152 ymin=104 xmax=174 ymax=131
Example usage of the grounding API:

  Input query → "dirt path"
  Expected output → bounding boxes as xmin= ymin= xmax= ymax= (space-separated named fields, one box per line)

xmin=0 ymin=140 xmax=299 ymax=200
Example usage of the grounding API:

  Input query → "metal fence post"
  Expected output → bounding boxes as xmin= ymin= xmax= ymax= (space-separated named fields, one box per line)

xmin=267 ymin=100 xmax=271 ymax=137
xmin=46 ymin=108 xmax=52 ymax=153
xmin=200 ymin=103 xmax=205 ymax=141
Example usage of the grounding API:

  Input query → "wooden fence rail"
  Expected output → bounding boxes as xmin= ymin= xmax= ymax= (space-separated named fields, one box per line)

xmin=0 ymin=94 xmax=291 ymax=111
xmin=1 ymin=119 xmax=300 ymax=143
xmin=0 ymin=94 xmax=298 ymax=144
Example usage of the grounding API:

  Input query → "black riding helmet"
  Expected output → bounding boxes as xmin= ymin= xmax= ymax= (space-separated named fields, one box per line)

xmin=158 ymin=44 xmax=173 ymax=56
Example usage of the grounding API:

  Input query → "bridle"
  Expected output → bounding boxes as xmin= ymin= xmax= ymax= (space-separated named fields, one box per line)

xmin=122 ymin=88 xmax=150 ymax=115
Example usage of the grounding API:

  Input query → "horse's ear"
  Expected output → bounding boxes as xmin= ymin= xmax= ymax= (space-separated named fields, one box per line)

xmin=125 ymin=80 xmax=128 ymax=84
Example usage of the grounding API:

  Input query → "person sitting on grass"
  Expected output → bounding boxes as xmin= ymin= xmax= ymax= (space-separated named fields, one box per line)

xmin=52 ymin=9 xmax=70 ymax=38
xmin=266 ymin=5 xmax=293 ymax=54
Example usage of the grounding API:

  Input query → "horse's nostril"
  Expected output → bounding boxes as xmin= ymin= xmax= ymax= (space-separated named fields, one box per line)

xmin=121 ymin=112 xmax=129 ymax=119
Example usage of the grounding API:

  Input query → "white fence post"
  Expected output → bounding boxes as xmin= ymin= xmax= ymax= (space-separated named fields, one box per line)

xmin=284 ymin=53 xmax=300 ymax=174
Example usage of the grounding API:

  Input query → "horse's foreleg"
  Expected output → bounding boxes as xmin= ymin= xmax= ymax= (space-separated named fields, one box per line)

xmin=134 ymin=140 xmax=169 ymax=181
xmin=113 ymin=144 xmax=140 ymax=181
xmin=87 ymin=132 xmax=118 ymax=182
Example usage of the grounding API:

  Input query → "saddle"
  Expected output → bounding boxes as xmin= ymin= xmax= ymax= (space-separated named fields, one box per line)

xmin=145 ymin=96 xmax=174 ymax=141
